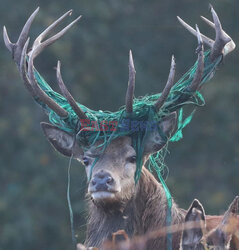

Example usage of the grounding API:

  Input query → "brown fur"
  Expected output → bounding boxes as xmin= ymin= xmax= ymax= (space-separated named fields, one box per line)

xmin=85 ymin=167 xmax=185 ymax=249
xmin=41 ymin=123 xmax=239 ymax=249
xmin=85 ymin=166 xmax=239 ymax=249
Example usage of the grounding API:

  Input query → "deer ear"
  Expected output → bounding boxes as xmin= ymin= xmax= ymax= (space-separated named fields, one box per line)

xmin=41 ymin=122 xmax=83 ymax=158
xmin=159 ymin=111 xmax=178 ymax=138
xmin=185 ymin=199 xmax=206 ymax=222
xmin=221 ymin=196 xmax=239 ymax=226
xmin=181 ymin=199 xmax=205 ymax=248
xmin=144 ymin=112 xmax=177 ymax=155
xmin=210 ymin=196 xmax=239 ymax=247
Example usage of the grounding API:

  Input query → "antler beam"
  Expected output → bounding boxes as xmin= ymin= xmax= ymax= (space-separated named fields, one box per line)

xmin=187 ymin=25 xmax=204 ymax=92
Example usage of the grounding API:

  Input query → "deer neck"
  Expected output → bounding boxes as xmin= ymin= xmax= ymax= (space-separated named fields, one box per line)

xmin=85 ymin=194 xmax=136 ymax=247
xmin=85 ymin=166 xmax=185 ymax=248
xmin=135 ymin=167 xmax=186 ymax=249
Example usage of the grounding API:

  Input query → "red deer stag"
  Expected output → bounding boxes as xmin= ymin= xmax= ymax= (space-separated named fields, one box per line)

xmin=3 ymin=6 xmax=236 ymax=250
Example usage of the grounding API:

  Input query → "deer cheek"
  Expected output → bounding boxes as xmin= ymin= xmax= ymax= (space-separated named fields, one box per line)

xmin=123 ymin=163 xmax=136 ymax=178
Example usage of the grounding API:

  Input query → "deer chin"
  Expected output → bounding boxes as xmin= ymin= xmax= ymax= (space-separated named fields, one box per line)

xmin=90 ymin=190 xmax=129 ymax=211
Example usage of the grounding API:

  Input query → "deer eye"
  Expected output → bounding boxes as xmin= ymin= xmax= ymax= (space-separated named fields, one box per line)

xmin=127 ymin=156 xmax=136 ymax=164
xmin=83 ymin=157 xmax=90 ymax=166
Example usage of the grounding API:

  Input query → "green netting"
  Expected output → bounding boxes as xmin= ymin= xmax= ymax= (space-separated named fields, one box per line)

xmin=33 ymin=50 xmax=222 ymax=182
xmin=33 ymin=50 xmax=222 ymax=249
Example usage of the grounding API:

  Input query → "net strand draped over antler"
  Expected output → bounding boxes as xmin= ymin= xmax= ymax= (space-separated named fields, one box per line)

xmin=154 ymin=25 xmax=205 ymax=112
xmin=3 ymin=6 xmax=235 ymax=130
xmin=3 ymin=7 xmax=235 ymax=181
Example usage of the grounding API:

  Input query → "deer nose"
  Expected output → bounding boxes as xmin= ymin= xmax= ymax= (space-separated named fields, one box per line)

xmin=91 ymin=171 xmax=114 ymax=192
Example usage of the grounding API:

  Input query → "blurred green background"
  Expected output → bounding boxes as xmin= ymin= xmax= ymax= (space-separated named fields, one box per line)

xmin=0 ymin=0 xmax=238 ymax=249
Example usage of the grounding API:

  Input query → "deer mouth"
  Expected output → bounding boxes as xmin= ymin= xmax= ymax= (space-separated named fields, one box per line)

xmin=90 ymin=190 xmax=119 ymax=201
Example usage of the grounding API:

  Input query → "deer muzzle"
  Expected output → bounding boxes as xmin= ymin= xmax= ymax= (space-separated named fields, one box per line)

xmin=89 ymin=170 xmax=120 ymax=201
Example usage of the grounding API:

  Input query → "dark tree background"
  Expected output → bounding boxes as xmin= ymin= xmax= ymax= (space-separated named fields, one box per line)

xmin=0 ymin=0 xmax=238 ymax=249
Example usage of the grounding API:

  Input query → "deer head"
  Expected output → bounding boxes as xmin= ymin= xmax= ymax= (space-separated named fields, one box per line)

xmin=205 ymin=196 xmax=239 ymax=250
xmin=41 ymin=113 xmax=177 ymax=208
xmin=181 ymin=196 xmax=239 ymax=250
xmin=3 ymin=6 xmax=235 ymax=207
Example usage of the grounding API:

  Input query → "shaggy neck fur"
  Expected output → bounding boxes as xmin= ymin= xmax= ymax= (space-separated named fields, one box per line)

xmin=85 ymin=167 xmax=185 ymax=249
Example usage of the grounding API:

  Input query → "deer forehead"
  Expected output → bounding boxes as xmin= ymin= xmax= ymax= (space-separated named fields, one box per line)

xmin=85 ymin=136 xmax=135 ymax=162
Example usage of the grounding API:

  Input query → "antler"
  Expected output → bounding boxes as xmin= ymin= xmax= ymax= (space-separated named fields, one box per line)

xmin=177 ymin=4 xmax=236 ymax=61
xmin=3 ymin=7 xmax=39 ymax=68
xmin=154 ymin=55 xmax=176 ymax=112
xmin=57 ymin=61 xmax=87 ymax=119
xmin=125 ymin=50 xmax=136 ymax=113
xmin=3 ymin=8 xmax=86 ymax=119
xmin=154 ymin=6 xmax=235 ymax=113
xmin=154 ymin=26 xmax=204 ymax=112
xmin=4 ymin=6 xmax=235 ymax=128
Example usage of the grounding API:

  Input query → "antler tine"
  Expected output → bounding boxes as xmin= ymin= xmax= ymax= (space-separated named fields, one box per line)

xmin=17 ymin=7 xmax=40 ymax=52
xmin=32 ymin=9 xmax=73 ymax=48
xmin=177 ymin=16 xmax=214 ymax=48
xmin=188 ymin=25 xmax=204 ymax=92
xmin=29 ymin=15 xmax=82 ymax=58
xmin=195 ymin=24 xmax=203 ymax=45
xmin=200 ymin=15 xmax=236 ymax=57
xmin=154 ymin=55 xmax=176 ymax=112
xmin=27 ymin=12 xmax=82 ymax=118
xmin=177 ymin=6 xmax=236 ymax=61
xmin=3 ymin=26 xmax=14 ymax=52
xmin=125 ymin=50 xmax=136 ymax=113
xmin=209 ymin=5 xmax=232 ymax=61
xmin=3 ymin=7 xmax=39 ymax=68
xmin=56 ymin=61 xmax=87 ymax=119
xmin=200 ymin=16 xmax=214 ymax=28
